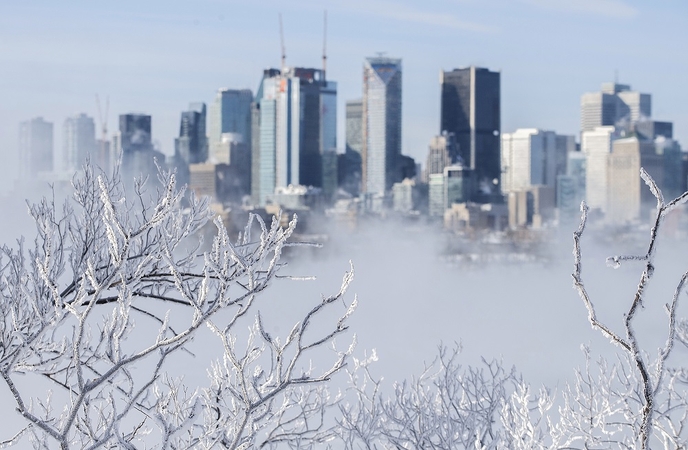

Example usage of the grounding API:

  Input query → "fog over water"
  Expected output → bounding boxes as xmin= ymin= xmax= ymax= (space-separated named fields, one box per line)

xmin=3 ymin=187 xmax=688 ymax=441
xmin=275 ymin=216 xmax=688 ymax=389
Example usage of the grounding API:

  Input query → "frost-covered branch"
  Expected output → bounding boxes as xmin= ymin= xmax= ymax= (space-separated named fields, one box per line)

xmin=572 ymin=168 xmax=688 ymax=449
xmin=0 ymin=162 xmax=356 ymax=449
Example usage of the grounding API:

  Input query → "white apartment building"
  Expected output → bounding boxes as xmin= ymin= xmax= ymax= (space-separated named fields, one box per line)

xmin=500 ymin=128 xmax=568 ymax=193
xmin=582 ymin=126 xmax=616 ymax=214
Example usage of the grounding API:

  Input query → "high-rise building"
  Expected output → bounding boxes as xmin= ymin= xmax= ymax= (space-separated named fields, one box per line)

xmin=120 ymin=114 xmax=152 ymax=154
xmin=501 ymin=129 xmax=572 ymax=193
xmin=250 ymin=100 xmax=264 ymax=204
xmin=557 ymin=152 xmax=587 ymax=222
xmin=362 ymin=56 xmax=402 ymax=195
xmin=582 ymin=126 xmax=617 ymax=214
xmin=175 ymin=103 xmax=208 ymax=165
xmin=208 ymin=89 xmax=253 ymax=160
xmin=444 ymin=165 xmax=472 ymax=207
xmin=252 ymin=71 xmax=278 ymax=206
xmin=580 ymin=82 xmax=651 ymax=132
xmin=338 ymin=99 xmax=364 ymax=197
xmin=392 ymin=178 xmax=415 ymax=213
xmin=583 ymin=127 xmax=681 ymax=223
xmin=634 ymin=120 xmax=673 ymax=141
xmin=428 ymin=173 xmax=444 ymax=217
xmin=580 ymin=82 xmax=681 ymax=221
xmin=440 ymin=66 xmax=501 ymax=194
xmin=607 ymin=137 xmax=642 ymax=224
xmin=19 ymin=117 xmax=53 ymax=177
xmin=425 ymin=134 xmax=458 ymax=180
xmin=322 ymin=149 xmax=338 ymax=201
xmin=119 ymin=113 xmax=158 ymax=178
xmin=346 ymin=99 xmax=363 ymax=154
xmin=173 ymin=103 xmax=208 ymax=188
xmin=655 ymin=137 xmax=684 ymax=200
xmin=63 ymin=114 xmax=96 ymax=172
xmin=188 ymin=163 xmax=217 ymax=199
xmin=251 ymin=67 xmax=337 ymax=206
xmin=281 ymin=67 xmax=337 ymax=189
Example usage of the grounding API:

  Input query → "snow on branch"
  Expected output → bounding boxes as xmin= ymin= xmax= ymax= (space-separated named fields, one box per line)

xmin=0 ymin=162 xmax=356 ymax=449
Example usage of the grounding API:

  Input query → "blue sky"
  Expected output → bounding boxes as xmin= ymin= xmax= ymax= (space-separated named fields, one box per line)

xmin=1 ymin=0 xmax=687 ymax=188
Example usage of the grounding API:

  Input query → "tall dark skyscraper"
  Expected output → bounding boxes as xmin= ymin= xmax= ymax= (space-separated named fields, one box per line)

xmin=440 ymin=66 xmax=500 ymax=195
xmin=175 ymin=103 xmax=208 ymax=165
xmin=118 ymin=113 xmax=159 ymax=178
xmin=286 ymin=67 xmax=337 ymax=189
xmin=120 ymin=114 xmax=152 ymax=154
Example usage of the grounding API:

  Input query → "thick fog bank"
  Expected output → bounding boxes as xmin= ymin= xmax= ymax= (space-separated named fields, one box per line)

xmin=279 ymin=221 xmax=688 ymax=389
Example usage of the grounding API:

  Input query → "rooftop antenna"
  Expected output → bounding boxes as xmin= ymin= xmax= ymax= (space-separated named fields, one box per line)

xmin=322 ymin=10 xmax=327 ymax=78
xmin=279 ymin=13 xmax=286 ymax=71
xmin=614 ymin=69 xmax=619 ymax=84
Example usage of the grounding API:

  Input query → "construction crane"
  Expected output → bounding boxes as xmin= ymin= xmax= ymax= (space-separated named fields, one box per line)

xmin=279 ymin=13 xmax=286 ymax=71
xmin=95 ymin=94 xmax=110 ymax=170
xmin=322 ymin=10 xmax=327 ymax=77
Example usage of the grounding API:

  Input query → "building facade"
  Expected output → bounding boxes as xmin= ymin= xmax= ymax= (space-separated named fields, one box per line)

xmin=392 ymin=178 xmax=415 ymax=213
xmin=362 ymin=56 xmax=402 ymax=195
xmin=440 ymin=66 xmax=501 ymax=195
xmin=63 ymin=114 xmax=96 ymax=172
xmin=607 ymin=137 xmax=642 ymax=224
xmin=425 ymin=133 xmax=459 ymax=180
xmin=251 ymin=67 xmax=337 ymax=206
xmin=19 ymin=117 xmax=53 ymax=177
xmin=501 ymin=129 xmax=572 ymax=194
xmin=582 ymin=126 xmax=616 ymax=214
xmin=175 ymin=103 xmax=208 ymax=165
xmin=208 ymin=89 xmax=253 ymax=161
xmin=557 ymin=152 xmax=587 ymax=223
xmin=119 ymin=113 xmax=159 ymax=178
xmin=580 ymin=82 xmax=651 ymax=132
xmin=346 ymin=99 xmax=363 ymax=154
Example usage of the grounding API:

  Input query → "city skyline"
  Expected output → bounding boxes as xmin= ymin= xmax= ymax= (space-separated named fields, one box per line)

xmin=1 ymin=1 xmax=687 ymax=194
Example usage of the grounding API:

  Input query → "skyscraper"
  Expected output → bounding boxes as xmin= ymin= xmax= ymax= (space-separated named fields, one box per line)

xmin=582 ymin=126 xmax=617 ymax=214
xmin=362 ymin=56 xmax=402 ymax=195
xmin=607 ymin=137 xmax=642 ymax=224
xmin=19 ymin=117 xmax=53 ymax=177
xmin=120 ymin=114 xmax=152 ymax=154
xmin=557 ymin=151 xmax=587 ymax=223
xmin=208 ymin=89 xmax=253 ymax=162
xmin=119 ymin=114 xmax=157 ymax=178
xmin=440 ymin=66 xmax=501 ymax=194
xmin=425 ymin=133 xmax=459 ymax=180
xmin=500 ymin=129 xmax=572 ymax=193
xmin=279 ymin=67 xmax=336 ymax=189
xmin=63 ymin=114 xmax=96 ymax=172
xmin=346 ymin=99 xmax=363 ymax=154
xmin=251 ymin=67 xmax=337 ymax=206
xmin=338 ymin=99 xmax=364 ymax=197
xmin=580 ymin=82 xmax=651 ymax=132
xmin=175 ymin=103 xmax=208 ymax=165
